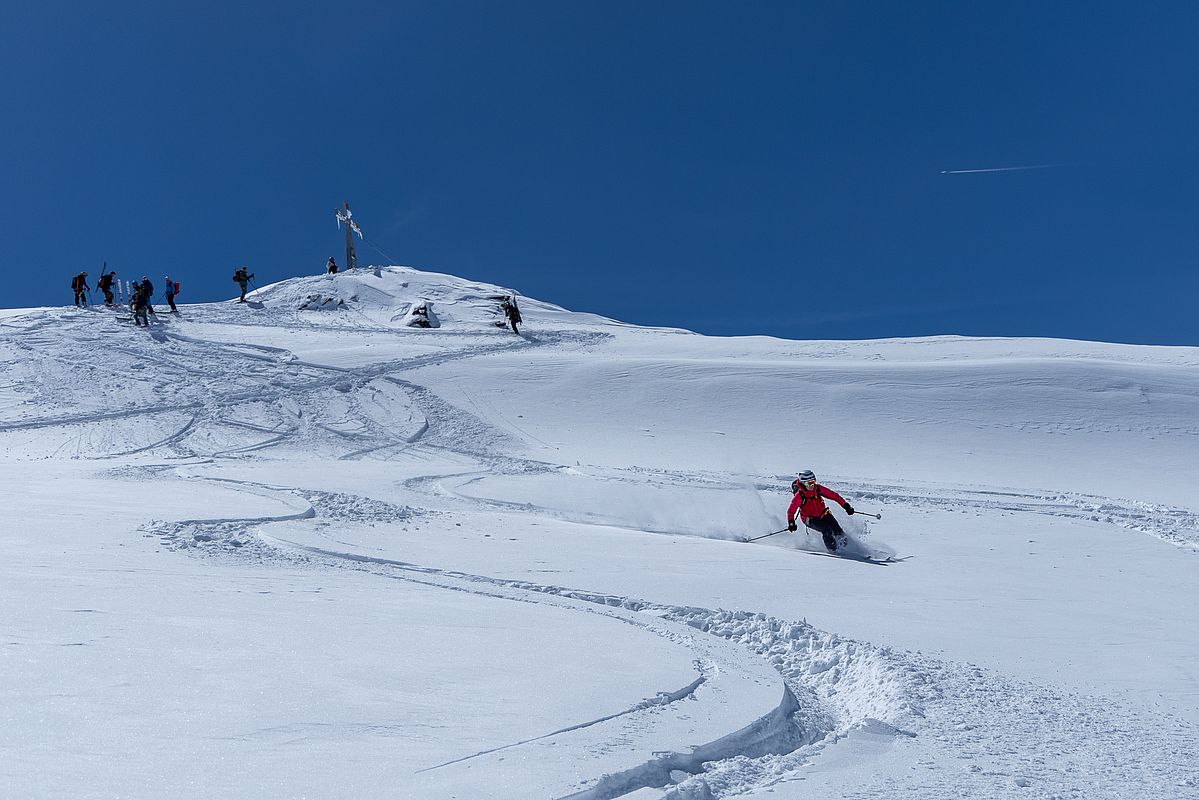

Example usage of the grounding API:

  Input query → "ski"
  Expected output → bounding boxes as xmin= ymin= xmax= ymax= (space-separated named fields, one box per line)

xmin=797 ymin=550 xmax=909 ymax=565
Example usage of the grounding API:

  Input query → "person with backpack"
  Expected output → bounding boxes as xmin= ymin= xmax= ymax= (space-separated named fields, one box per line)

xmin=326 ymin=257 xmax=338 ymax=275
xmin=97 ymin=271 xmax=116 ymax=305
xmin=786 ymin=470 xmax=856 ymax=552
xmin=233 ymin=267 xmax=254 ymax=303
xmin=500 ymin=295 xmax=522 ymax=334
xmin=71 ymin=272 xmax=90 ymax=307
xmin=163 ymin=275 xmax=179 ymax=312
xmin=130 ymin=282 xmax=151 ymax=327
xmin=139 ymin=277 xmax=155 ymax=316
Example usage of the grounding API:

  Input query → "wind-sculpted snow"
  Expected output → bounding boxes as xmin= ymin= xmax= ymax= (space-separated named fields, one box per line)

xmin=3 ymin=268 xmax=1198 ymax=799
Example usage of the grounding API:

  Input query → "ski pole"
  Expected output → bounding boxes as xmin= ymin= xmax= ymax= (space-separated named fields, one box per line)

xmin=745 ymin=527 xmax=790 ymax=543
xmin=854 ymin=511 xmax=883 ymax=520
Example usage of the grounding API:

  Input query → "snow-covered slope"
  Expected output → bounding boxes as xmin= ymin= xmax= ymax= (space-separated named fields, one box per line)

xmin=2 ymin=266 xmax=1197 ymax=799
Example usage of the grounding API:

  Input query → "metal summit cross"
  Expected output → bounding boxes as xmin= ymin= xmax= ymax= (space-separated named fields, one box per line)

xmin=335 ymin=201 xmax=362 ymax=271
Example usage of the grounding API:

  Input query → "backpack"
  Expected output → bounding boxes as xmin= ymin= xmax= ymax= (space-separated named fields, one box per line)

xmin=174 ymin=281 xmax=181 ymax=294
xmin=232 ymin=273 xmax=240 ymax=282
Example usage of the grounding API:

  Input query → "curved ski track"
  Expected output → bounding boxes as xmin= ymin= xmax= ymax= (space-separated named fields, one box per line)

xmin=5 ymin=304 xmax=1197 ymax=798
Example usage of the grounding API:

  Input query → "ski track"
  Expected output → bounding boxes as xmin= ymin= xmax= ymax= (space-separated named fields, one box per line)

xmin=5 ymin=299 xmax=1198 ymax=798
xmin=414 ymin=672 xmax=711 ymax=774
xmin=838 ymin=479 xmax=1199 ymax=551
xmin=155 ymin=493 xmax=1198 ymax=800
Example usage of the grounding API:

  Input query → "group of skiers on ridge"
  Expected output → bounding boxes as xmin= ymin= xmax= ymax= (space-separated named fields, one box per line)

xmin=72 ymin=260 xmax=524 ymax=334
xmin=71 ymin=271 xmax=181 ymax=326
xmin=72 ymin=266 xmax=256 ymax=314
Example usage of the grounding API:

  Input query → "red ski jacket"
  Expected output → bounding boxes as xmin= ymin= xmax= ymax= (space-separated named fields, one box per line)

xmin=787 ymin=484 xmax=849 ymax=524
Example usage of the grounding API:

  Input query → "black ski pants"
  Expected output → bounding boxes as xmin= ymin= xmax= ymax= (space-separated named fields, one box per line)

xmin=804 ymin=513 xmax=845 ymax=552
xmin=166 ymin=293 xmax=177 ymax=312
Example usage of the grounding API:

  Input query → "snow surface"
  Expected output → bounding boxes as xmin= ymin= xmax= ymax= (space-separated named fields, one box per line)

xmin=2 ymin=266 xmax=1197 ymax=799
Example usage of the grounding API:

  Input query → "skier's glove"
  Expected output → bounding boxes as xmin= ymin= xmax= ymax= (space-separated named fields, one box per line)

xmin=844 ymin=505 xmax=855 ymax=515
xmin=788 ymin=521 xmax=797 ymax=532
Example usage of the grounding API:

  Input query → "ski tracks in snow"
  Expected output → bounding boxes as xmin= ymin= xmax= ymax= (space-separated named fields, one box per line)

xmin=8 ymin=302 xmax=1198 ymax=798
xmin=840 ymin=479 xmax=1199 ymax=551
xmin=155 ymin=475 xmax=1199 ymax=795
xmin=169 ymin=489 xmax=1198 ymax=799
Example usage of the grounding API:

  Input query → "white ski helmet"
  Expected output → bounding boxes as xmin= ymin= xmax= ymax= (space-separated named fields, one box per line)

xmin=791 ymin=470 xmax=817 ymax=493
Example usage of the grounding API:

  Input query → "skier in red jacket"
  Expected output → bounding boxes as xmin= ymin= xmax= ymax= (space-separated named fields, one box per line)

xmin=787 ymin=470 xmax=855 ymax=552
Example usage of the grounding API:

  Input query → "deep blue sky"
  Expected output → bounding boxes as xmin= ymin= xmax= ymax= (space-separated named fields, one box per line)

xmin=3 ymin=2 xmax=1197 ymax=344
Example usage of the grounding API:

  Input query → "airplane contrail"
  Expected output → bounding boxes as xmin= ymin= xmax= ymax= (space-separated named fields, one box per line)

xmin=941 ymin=163 xmax=1067 ymax=174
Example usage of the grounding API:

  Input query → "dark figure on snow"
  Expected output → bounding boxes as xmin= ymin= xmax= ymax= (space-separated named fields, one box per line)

xmin=233 ymin=267 xmax=254 ymax=302
xmin=164 ymin=275 xmax=178 ymax=312
xmin=139 ymin=277 xmax=155 ymax=315
xmin=71 ymin=272 xmax=90 ymax=307
xmin=130 ymin=282 xmax=151 ymax=327
xmin=326 ymin=257 xmax=338 ymax=275
xmin=500 ymin=296 xmax=522 ymax=335
xmin=787 ymin=470 xmax=855 ymax=552
xmin=97 ymin=271 xmax=116 ymax=305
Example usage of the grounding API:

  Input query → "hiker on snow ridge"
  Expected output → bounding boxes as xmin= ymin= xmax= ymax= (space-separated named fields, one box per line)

xmin=130 ymin=282 xmax=151 ymax=327
xmin=71 ymin=272 xmax=90 ymax=307
xmin=164 ymin=275 xmax=178 ymax=313
xmin=786 ymin=470 xmax=855 ymax=552
xmin=97 ymin=271 xmax=116 ymax=305
xmin=233 ymin=267 xmax=254 ymax=303
xmin=327 ymin=257 xmax=338 ymax=274
xmin=139 ymin=277 xmax=155 ymax=315
xmin=500 ymin=296 xmax=522 ymax=335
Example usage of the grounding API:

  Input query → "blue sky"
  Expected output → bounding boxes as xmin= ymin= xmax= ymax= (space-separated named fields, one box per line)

xmin=3 ymin=1 xmax=1196 ymax=344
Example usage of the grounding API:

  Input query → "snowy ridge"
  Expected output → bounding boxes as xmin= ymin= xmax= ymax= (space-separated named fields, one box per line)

xmin=2 ymin=266 xmax=1197 ymax=799
xmin=248 ymin=265 xmax=573 ymax=330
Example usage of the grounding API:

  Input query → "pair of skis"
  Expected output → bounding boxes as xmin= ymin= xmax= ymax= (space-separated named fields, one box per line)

xmin=741 ymin=511 xmax=905 ymax=564
xmin=743 ymin=510 xmax=882 ymax=543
